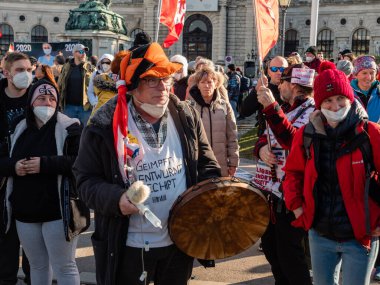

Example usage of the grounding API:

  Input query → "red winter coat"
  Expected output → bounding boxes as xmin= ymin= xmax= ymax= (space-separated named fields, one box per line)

xmin=283 ymin=119 xmax=380 ymax=249
xmin=304 ymin=57 xmax=322 ymax=72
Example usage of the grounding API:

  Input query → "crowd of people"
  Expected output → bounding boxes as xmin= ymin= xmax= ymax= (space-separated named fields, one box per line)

xmin=0 ymin=32 xmax=379 ymax=285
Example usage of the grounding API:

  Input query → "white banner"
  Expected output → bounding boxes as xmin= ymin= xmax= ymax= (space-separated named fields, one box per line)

xmin=187 ymin=0 xmax=218 ymax=11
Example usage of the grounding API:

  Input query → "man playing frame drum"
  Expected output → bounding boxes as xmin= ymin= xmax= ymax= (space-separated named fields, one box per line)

xmin=73 ymin=43 xmax=221 ymax=285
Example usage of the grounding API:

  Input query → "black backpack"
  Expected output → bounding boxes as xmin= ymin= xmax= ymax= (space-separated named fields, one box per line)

xmin=240 ymin=76 xmax=250 ymax=92
xmin=303 ymin=121 xmax=380 ymax=234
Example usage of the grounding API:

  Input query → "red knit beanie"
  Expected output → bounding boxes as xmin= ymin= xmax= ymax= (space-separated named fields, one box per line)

xmin=314 ymin=61 xmax=354 ymax=109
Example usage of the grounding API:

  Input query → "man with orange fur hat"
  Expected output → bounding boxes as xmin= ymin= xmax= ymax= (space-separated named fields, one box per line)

xmin=73 ymin=43 xmax=221 ymax=285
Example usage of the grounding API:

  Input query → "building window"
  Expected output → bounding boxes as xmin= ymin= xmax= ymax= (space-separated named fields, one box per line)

xmin=317 ymin=29 xmax=334 ymax=59
xmin=31 ymin=25 xmax=48 ymax=42
xmin=0 ymin=23 xmax=14 ymax=56
xmin=284 ymin=29 xmax=299 ymax=57
xmin=183 ymin=14 xmax=212 ymax=61
xmin=130 ymin=28 xmax=144 ymax=40
xmin=352 ymin=28 xmax=370 ymax=55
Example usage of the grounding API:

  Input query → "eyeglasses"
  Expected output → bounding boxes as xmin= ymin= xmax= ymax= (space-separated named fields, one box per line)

xmin=76 ymin=50 xmax=86 ymax=55
xmin=141 ymin=77 xmax=173 ymax=88
xmin=269 ymin=66 xmax=286 ymax=73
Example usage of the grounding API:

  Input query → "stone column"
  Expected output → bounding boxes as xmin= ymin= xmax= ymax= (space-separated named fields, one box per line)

xmin=218 ymin=0 xmax=227 ymax=64
xmin=245 ymin=1 xmax=254 ymax=60
xmin=144 ymin=0 xmax=156 ymax=39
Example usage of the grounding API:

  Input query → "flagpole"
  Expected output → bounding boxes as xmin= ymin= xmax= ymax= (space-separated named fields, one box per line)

xmin=253 ymin=0 xmax=277 ymax=183
xmin=155 ymin=0 xmax=164 ymax=42
xmin=309 ymin=0 xmax=319 ymax=46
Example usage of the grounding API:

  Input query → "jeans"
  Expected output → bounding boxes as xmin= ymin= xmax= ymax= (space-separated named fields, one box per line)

xmin=63 ymin=104 xmax=91 ymax=126
xmin=309 ymin=228 xmax=378 ymax=285
xmin=229 ymin=99 xmax=238 ymax=120
xmin=16 ymin=219 xmax=80 ymax=285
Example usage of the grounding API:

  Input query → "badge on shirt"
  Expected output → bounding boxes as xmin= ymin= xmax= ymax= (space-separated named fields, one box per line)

xmin=124 ymin=133 xmax=140 ymax=159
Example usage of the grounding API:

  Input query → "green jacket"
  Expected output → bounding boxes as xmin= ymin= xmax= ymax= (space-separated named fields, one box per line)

xmin=58 ymin=59 xmax=94 ymax=111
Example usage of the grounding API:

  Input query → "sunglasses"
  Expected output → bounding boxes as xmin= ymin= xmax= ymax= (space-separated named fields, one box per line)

xmin=269 ymin=66 xmax=286 ymax=73
xmin=77 ymin=50 xmax=86 ymax=55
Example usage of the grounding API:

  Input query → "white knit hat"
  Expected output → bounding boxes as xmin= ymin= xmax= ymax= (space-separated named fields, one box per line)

xmin=170 ymin=54 xmax=188 ymax=77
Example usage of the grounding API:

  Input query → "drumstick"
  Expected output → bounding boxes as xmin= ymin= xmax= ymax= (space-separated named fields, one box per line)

xmin=258 ymin=72 xmax=277 ymax=183
xmin=265 ymin=121 xmax=277 ymax=183
xmin=126 ymin=181 xmax=162 ymax=228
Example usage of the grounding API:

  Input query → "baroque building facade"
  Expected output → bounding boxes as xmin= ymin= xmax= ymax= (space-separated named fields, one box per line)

xmin=1 ymin=0 xmax=380 ymax=68
xmin=286 ymin=0 xmax=380 ymax=60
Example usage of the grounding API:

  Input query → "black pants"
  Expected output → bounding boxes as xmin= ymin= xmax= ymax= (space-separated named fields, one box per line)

xmin=116 ymin=244 xmax=193 ymax=285
xmin=261 ymin=198 xmax=312 ymax=285
xmin=0 ymin=220 xmax=30 ymax=285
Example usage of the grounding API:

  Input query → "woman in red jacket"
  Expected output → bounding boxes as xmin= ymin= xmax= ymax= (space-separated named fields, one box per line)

xmin=283 ymin=64 xmax=380 ymax=285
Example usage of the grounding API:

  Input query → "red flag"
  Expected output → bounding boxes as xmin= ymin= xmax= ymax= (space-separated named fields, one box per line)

xmin=253 ymin=0 xmax=279 ymax=61
xmin=160 ymin=0 xmax=186 ymax=48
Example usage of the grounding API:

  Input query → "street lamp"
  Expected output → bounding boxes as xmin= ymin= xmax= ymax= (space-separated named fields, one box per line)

xmin=279 ymin=0 xmax=292 ymax=57
xmin=251 ymin=49 xmax=256 ymax=60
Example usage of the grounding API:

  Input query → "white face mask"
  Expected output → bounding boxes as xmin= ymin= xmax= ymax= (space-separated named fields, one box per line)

xmin=139 ymin=100 xmax=169 ymax=119
xmin=173 ymin=73 xmax=183 ymax=81
xmin=33 ymin=106 xmax=55 ymax=124
xmin=321 ymin=105 xmax=351 ymax=124
xmin=12 ymin=71 xmax=33 ymax=89
xmin=43 ymin=48 xmax=52 ymax=55
xmin=102 ymin=63 xmax=111 ymax=73
xmin=305 ymin=56 xmax=315 ymax=63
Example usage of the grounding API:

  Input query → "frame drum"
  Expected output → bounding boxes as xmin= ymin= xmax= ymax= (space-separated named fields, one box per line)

xmin=169 ymin=177 xmax=269 ymax=260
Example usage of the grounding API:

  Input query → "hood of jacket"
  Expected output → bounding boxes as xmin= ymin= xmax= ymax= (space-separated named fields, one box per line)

xmin=25 ymin=78 xmax=60 ymax=127
xmin=96 ymin=54 xmax=115 ymax=71
xmin=93 ymin=73 xmax=117 ymax=93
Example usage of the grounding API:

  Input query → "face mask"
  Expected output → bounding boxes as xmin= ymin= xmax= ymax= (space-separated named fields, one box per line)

xmin=305 ymin=56 xmax=315 ymax=63
xmin=102 ymin=63 xmax=111 ymax=73
xmin=33 ymin=106 xmax=55 ymax=124
xmin=43 ymin=48 xmax=52 ymax=55
xmin=139 ymin=99 xmax=169 ymax=119
xmin=173 ymin=73 xmax=183 ymax=81
xmin=12 ymin=71 xmax=33 ymax=89
xmin=321 ymin=104 xmax=351 ymax=123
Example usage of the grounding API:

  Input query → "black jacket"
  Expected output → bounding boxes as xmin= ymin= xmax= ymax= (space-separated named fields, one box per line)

xmin=73 ymin=94 xmax=221 ymax=285
xmin=0 ymin=78 xmax=30 ymax=163
xmin=173 ymin=76 xmax=188 ymax=101
xmin=240 ymin=83 xmax=283 ymax=136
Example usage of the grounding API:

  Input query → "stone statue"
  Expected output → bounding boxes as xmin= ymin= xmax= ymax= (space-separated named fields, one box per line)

xmin=104 ymin=0 xmax=112 ymax=9
xmin=65 ymin=0 xmax=127 ymax=35
xmin=98 ymin=13 xmax=108 ymax=29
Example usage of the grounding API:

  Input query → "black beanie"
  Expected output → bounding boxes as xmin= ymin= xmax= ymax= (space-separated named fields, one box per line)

xmin=340 ymin=49 xmax=352 ymax=56
xmin=305 ymin=46 xmax=318 ymax=57
xmin=133 ymin=32 xmax=152 ymax=47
